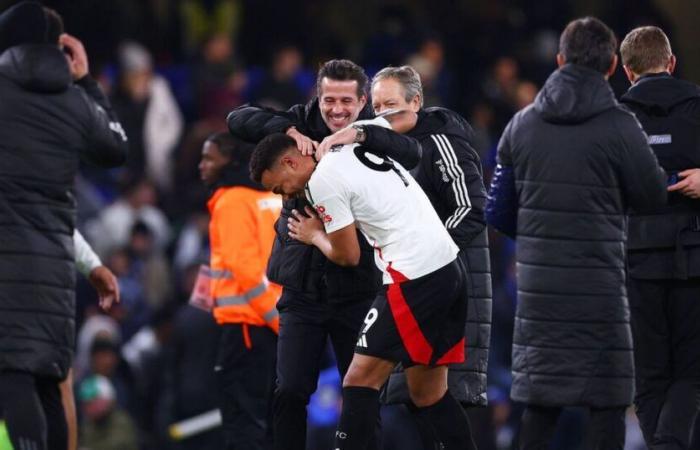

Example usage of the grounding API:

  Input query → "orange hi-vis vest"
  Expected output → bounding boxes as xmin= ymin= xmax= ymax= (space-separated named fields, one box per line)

xmin=207 ymin=186 xmax=283 ymax=334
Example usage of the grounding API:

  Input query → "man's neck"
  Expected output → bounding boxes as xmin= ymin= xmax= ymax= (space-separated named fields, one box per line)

xmin=633 ymin=69 xmax=670 ymax=84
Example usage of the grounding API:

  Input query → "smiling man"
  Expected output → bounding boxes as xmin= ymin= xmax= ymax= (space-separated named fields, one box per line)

xmin=227 ymin=60 xmax=420 ymax=450
xmin=249 ymin=114 xmax=473 ymax=450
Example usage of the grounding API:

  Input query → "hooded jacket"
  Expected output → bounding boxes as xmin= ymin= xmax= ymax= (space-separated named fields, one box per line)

xmin=227 ymin=99 xmax=422 ymax=305
xmin=0 ymin=37 xmax=128 ymax=378
xmin=382 ymin=107 xmax=492 ymax=406
xmin=621 ymin=73 xmax=700 ymax=279
xmin=488 ymin=64 xmax=666 ymax=407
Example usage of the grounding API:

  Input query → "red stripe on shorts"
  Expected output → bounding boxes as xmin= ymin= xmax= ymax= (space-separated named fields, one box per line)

xmin=386 ymin=265 xmax=433 ymax=365
xmin=435 ymin=338 xmax=466 ymax=365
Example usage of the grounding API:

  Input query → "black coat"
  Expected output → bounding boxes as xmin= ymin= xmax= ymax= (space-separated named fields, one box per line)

xmin=227 ymin=99 xmax=422 ymax=304
xmin=0 ymin=44 xmax=127 ymax=380
xmin=490 ymin=64 xmax=666 ymax=407
xmin=382 ymin=108 xmax=492 ymax=406
xmin=621 ymin=73 xmax=700 ymax=279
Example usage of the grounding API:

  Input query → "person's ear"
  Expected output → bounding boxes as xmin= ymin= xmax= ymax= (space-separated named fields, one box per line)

xmin=605 ymin=54 xmax=619 ymax=79
xmin=280 ymin=154 xmax=298 ymax=170
xmin=358 ymin=94 xmax=367 ymax=108
xmin=411 ymin=95 xmax=421 ymax=112
xmin=668 ymin=54 xmax=677 ymax=74
xmin=556 ymin=53 xmax=566 ymax=68
xmin=622 ymin=65 xmax=637 ymax=84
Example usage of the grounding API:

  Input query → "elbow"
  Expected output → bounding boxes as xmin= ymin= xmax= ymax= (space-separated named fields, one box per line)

xmin=407 ymin=143 xmax=423 ymax=170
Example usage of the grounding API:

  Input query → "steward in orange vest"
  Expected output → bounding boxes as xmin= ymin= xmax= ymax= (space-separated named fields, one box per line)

xmin=199 ymin=132 xmax=282 ymax=449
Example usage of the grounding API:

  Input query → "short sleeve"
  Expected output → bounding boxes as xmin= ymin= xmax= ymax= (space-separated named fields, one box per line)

xmin=305 ymin=168 xmax=354 ymax=234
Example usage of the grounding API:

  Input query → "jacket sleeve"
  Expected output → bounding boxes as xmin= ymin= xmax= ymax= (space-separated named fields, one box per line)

xmin=426 ymin=134 xmax=486 ymax=247
xmin=362 ymin=126 xmax=422 ymax=170
xmin=614 ymin=114 xmax=667 ymax=211
xmin=486 ymin=120 xmax=518 ymax=238
xmin=76 ymin=75 xmax=128 ymax=167
xmin=226 ymin=103 xmax=305 ymax=142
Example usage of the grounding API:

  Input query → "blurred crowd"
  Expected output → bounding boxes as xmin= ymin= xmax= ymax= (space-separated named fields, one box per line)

xmin=11 ymin=0 xmax=671 ymax=448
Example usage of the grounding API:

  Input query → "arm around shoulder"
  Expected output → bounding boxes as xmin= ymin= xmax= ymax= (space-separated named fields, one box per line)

xmin=227 ymin=103 xmax=304 ymax=142
xmin=362 ymin=125 xmax=422 ymax=169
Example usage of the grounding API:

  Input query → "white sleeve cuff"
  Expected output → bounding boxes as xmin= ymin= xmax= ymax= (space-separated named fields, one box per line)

xmin=74 ymin=229 xmax=102 ymax=276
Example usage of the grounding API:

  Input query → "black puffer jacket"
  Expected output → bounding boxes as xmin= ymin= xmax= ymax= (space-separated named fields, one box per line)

xmin=491 ymin=64 xmax=666 ymax=407
xmin=227 ymin=99 xmax=422 ymax=304
xmin=621 ymin=73 xmax=700 ymax=279
xmin=382 ymin=108 xmax=492 ymax=406
xmin=0 ymin=44 xmax=127 ymax=380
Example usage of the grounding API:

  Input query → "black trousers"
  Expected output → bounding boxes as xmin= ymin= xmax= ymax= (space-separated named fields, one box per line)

xmin=628 ymin=277 xmax=700 ymax=450
xmin=0 ymin=371 xmax=67 ymax=450
xmin=518 ymin=404 xmax=626 ymax=450
xmin=216 ymin=323 xmax=277 ymax=450
xmin=273 ymin=295 xmax=374 ymax=450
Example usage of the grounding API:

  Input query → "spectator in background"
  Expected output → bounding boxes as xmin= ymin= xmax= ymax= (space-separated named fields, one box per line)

xmin=111 ymin=41 xmax=184 ymax=191
xmin=619 ymin=26 xmax=700 ymax=449
xmin=193 ymin=32 xmax=247 ymax=120
xmin=406 ymin=37 xmax=452 ymax=107
xmin=86 ymin=177 xmax=171 ymax=258
xmin=160 ymin=264 xmax=223 ymax=450
xmin=173 ymin=211 xmax=211 ymax=273
xmin=104 ymin=247 xmax=153 ymax=342
xmin=78 ymin=374 xmax=138 ymax=450
xmin=486 ymin=17 xmax=666 ymax=449
xmin=252 ymin=44 xmax=307 ymax=110
xmin=84 ymin=337 xmax=137 ymax=421
xmin=469 ymin=102 xmax=496 ymax=163
xmin=481 ymin=56 xmax=522 ymax=135
xmin=0 ymin=3 xmax=127 ymax=450
xmin=126 ymin=221 xmax=173 ymax=310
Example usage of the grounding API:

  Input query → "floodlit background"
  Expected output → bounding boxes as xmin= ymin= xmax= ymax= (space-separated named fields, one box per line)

xmin=0 ymin=0 xmax=698 ymax=449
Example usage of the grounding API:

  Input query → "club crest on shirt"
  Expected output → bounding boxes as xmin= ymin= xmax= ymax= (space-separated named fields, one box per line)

xmin=315 ymin=205 xmax=333 ymax=223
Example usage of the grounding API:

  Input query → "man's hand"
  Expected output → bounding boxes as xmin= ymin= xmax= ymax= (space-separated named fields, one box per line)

xmin=315 ymin=126 xmax=358 ymax=161
xmin=88 ymin=266 xmax=120 ymax=311
xmin=286 ymin=127 xmax=318 ymax=157
xmin=668 ymin=169 xmax=700 ymax=199
xmin=288 ymin=207 xmax=325 ymax=245
xmin=59 ymin=33 xmax=90 ymax=80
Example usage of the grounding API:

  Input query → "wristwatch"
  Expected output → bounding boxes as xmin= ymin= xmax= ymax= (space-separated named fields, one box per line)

xmin=352 ymin=125 xmax=366 ymax=143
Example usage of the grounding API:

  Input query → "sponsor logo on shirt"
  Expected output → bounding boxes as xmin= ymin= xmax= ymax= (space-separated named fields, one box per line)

xmin=257 ymin=197 xmax=283 ymax=211
xmin=435 ymin=159 xmax=450 ymax=182
xmin=648 ymin=134 xmax=672 ymax=145
xmin=315 ymin=205 xmax=333 ymax=223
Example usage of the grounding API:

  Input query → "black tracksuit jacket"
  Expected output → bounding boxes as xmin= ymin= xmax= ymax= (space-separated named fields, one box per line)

xmin=382 ymin=107 xmax=492 ymax=406
xmin=0 ymin=44 xmax=128 ymax=380
xmin=621 ymin=73 xmax=700 ymax=279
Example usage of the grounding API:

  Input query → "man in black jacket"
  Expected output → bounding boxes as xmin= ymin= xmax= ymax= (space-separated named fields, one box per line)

xmin=227 ymin=59 xmax=420 ymax=450
xmin=0 ymin=3 xmax=128 ymax=450
xmin=486 ymin=17 xmax=666 ymax=449
xmin=619 ymin=26 xmax=700 ymax=449
xmin=370 ymin=65 xmax=491 ymax=450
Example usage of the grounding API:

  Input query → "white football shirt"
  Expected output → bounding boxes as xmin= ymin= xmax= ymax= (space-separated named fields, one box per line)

xmin=305 ymin=118 xmax=458 ymax=283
